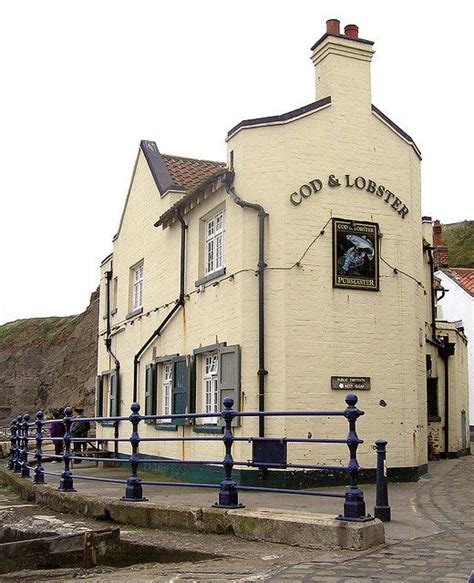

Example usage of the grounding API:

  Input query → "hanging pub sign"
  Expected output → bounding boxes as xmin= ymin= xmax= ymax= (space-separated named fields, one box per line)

xmin=333 ymin=218 xmax=379 ymax=291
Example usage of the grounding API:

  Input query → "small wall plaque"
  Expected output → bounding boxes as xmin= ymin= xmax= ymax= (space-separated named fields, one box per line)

xmin=331 ymin=376 xmax=371 ymax=390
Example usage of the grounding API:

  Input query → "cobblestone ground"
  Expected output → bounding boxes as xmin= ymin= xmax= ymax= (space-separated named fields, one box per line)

xmin=1 ymin=456 xmax=473 ymax=582
xmin=270 ymin=457 xmax=474 ymax=582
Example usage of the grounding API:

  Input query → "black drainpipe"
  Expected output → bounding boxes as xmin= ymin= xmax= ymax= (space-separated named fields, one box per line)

xmin=425 ymin=245 xmax=438 ymax=343
xmin=224 ymin=173 xmax=268 ymax=438
xmin=104 ymin=270 xmax=121 ymax=455
xmin=132 ymin=212 xmax=187 ymax=402
xmin=425 ymin=245 xmax=455 ymax=457
xmin=438 ymin=336 xmax=455 ymax=457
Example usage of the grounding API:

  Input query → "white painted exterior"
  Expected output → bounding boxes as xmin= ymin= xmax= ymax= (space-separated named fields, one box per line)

xmin=436 ymin=270 xmax=474 ymax=423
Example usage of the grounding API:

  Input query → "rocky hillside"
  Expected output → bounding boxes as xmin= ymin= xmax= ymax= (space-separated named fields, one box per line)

xmin=0 ymin=290 xmax=99 ymax=423
xmin=443 ymin=220 xmax=474 ymax=267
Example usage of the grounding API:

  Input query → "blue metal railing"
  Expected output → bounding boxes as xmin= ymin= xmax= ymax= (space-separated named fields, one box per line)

xmin=5 ymin=393 xmax=388 ymax=521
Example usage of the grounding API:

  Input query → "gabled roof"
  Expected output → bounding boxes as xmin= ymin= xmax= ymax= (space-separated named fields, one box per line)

xmin=162 ymin=155 xmax=226 ymax=190
xmin=226 ymin=98 xmax=421 ymax=159
xmin=227 ymin=96 xmax=331 ymax=139
xmin=140 ymin=141 xmax=225 ymax=194
xmin=154 ymin=169 xmax=229 ymax=229
xmin=113 ymin=141 xmax=225 ymax=241
xmin=441 ymin=268 xmax=474 ymax=297
xmin=371 ymin=105 xmax=422 ymax=159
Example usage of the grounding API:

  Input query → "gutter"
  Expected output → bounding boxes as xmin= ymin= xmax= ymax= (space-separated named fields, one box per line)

xmin=224 ymin=171 xmax=268 ymax=438
xmin=105 ymin=270 xmax=121 ymax=455
xmin=438 ymin=336 xmax=455 ymax=457
xmin=132 ymin=212 xmax=187 ymax=403
xmin=424 ymin=245 xmax=441 ymax=346
xmin=424 ymin=244 xmax=455 ymax=456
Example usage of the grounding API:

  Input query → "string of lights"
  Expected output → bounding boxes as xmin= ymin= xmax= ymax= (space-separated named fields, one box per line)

xmin=98 ymin=215 xmax=424 ymax=337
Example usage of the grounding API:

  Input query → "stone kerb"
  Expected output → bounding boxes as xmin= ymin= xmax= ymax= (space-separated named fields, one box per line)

xmin=0 ymin=467 xmax=384 ymax=551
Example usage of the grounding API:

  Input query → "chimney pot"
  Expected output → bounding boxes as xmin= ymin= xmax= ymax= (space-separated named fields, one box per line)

xmin=326 ymin=19 xmax=340 ymax=35
xmin=344 ymin=24 xmax=359 ymax=38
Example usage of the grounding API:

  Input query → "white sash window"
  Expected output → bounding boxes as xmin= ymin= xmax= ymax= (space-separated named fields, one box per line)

xmin=205 ymin=210 xmax=225 ymax=275
xmin=132 ymin=262 xmax=144 ymax=310
xmin=162 ymin=363 xmax=173 ymax=421
xmin=203 ymin=353 xmax=219 ymax=423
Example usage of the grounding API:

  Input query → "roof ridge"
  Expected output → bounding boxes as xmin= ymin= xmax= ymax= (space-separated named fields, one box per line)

xmin=450 ymin=267 xmax=474 ymax=272
xmin=161 ymin=153 xmax=226 ymax=165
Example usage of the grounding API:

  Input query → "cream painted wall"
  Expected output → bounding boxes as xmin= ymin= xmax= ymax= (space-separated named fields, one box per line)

xmin=226 ymin=29 xmax=425 ymax=469
xmin=96 ymin=32 xmax=468 ymax=473
xmin=426 ymin=324 xmax=470 ymax=455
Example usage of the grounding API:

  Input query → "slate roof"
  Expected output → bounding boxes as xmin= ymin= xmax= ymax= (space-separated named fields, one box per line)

xmin=444 ymin=268 xmax=474 ymax=297
xmin=161 ymin=155 xmax=226 ymax=190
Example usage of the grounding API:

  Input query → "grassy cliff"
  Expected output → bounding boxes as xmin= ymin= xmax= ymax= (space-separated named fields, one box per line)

xmin=0 ymin=291 xmax=98 ymax=420
xmin=443 ymin=220 xmax=474 ymax=267
xmin=0 ymin=316 xmax=80 ymax=348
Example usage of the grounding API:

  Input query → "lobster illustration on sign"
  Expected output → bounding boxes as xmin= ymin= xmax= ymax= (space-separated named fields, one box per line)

xmin=338 ymin=234 xmax=375 ymax=275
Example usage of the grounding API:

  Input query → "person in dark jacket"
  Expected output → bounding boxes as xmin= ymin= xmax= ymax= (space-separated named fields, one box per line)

xmin=49 ymin=409 xmax=65 ymax=463
xmin=70 ymin=408 xmax=91 ymax=463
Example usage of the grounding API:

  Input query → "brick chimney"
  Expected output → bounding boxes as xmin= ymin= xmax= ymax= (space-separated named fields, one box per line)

xmin=433 ymin=220 xmax=449 ymax=269
xmin=310 ymin=20 xmax=374 ymax=112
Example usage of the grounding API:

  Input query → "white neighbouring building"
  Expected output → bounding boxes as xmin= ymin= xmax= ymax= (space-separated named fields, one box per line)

xmin=433 ymin=221 xmax=473 ymax=426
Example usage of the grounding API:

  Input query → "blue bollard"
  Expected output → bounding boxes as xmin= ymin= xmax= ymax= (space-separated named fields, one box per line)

xmin=13 ymin=416 xmax=23 ymax=473
xmin=122 ymin=403 xmax=147 ymax=501
xmin=20 ymin=414 xmax=31 ymax=479
xmin=338 ymin=394 xmax=371 ymax=521
xmin=8 ymin=418 xmax=17 ymax=471
xmin=33 ymin=411 xmax=45 ymax=485
xmin=213 ymin=397 xmax=244 ymax=509
xmin=58 ymin=407 xmax=76 ymax=492
xmin=374 ymin=439 xmax=391 ymax=521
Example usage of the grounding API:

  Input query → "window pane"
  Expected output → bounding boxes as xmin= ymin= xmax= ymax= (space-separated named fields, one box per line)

xmin=163 ymin=363 xmax=172 ymax=419
xmin=204 ymin=210 xmax=225 ymax=276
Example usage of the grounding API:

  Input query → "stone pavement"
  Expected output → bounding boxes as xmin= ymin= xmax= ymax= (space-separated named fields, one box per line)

xmin=270 ymin=455 xmax=474 ymax=582
xmin=2 ymin=455 xmax=473 ymax=581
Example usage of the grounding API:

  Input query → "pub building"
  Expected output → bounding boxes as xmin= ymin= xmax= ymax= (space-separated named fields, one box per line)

xmin=96 ymin=20 xmax=469 ymax=484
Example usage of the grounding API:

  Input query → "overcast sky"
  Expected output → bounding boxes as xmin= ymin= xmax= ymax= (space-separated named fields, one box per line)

xmin=0 ymin=1 xmax=472 ymax=325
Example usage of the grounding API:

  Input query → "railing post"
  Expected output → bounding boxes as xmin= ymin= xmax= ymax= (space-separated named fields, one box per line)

xmin=59 ymin=407 xmax=76 ymax=492
xmin=122 ymin=402 xmax=147 ymax=501
xmin=20 ymin=414 xmax=31 ymax=478
xmin=13 ymin=415 xmax=23 ymax=473
xmin=33 ymin=411 xmax=45 ymax=485
xmin=8 ymin=418 xmax=17 ymax=470
xmin=213 ymin=397 xmax=244 ymax=509
xmin=339 ymin=394 xmax=370 ymax=521
xmin=374 ymin=439 xmax=391 ymax=521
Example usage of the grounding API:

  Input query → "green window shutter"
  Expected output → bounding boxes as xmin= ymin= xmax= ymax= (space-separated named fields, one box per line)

xmin=218 ymin=345 xmax=241 ymax=427
xmin=95 ymin=375 xmax=103 ymax=417
xmin=144 ymin=364 xmax=156 ymax=416
xmin=109 ymin=369 xmax=118 ymax=417
xmin=172 ymin=356 xmax=192 ymax=426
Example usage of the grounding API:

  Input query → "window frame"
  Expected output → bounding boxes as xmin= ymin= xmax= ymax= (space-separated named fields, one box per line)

xmin=202 ymin=352 xmax=220 ymax=424
xmin=131 ymin=261 xmax=144 ymax=311
xmin=111 ymin=276 xmax=118 ymax=315
xmin=204 ymin=209 xmax=225 ymax=277
xmin=96 ymin=369 xmax=119 ymax=424
xmin=427 ymin=376 xmax=440 ymax=420
xmin=162 ymin=361 xmax=173 ymax=422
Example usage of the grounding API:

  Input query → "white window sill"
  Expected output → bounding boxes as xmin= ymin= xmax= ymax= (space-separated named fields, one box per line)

xmin=126 ymin=307 xmax=143 ymax=320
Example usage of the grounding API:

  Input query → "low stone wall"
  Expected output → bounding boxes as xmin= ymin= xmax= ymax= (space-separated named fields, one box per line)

xmin=0 ymin=467 xmax=384 ymax=551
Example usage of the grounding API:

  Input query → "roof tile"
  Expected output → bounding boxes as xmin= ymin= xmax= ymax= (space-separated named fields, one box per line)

xmin=161 ymin=155 xmax=226 ymax=190
xmin=446 ymin=268 xmax=474 ymax=296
